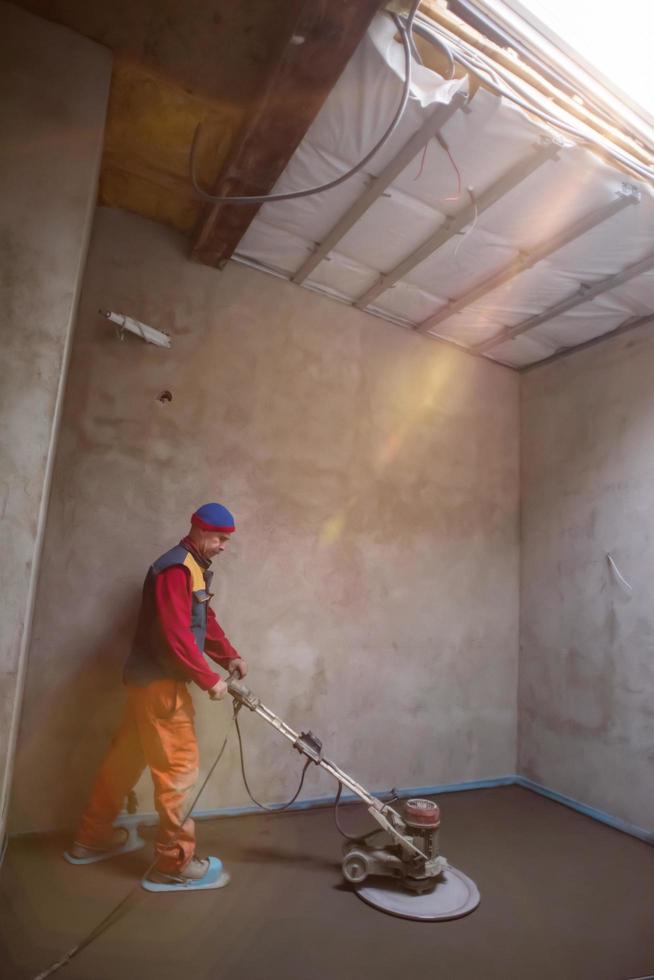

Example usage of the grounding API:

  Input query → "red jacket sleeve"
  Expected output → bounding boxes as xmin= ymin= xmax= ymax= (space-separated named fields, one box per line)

xmin=154 ymin=566 xmax=220 ymax=691
xmin=204 ymin=605 xmax=241 ymax=667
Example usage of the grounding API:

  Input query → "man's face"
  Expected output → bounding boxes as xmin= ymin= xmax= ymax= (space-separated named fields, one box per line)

xmin=203 ymin=531 xmax=232 ymax=558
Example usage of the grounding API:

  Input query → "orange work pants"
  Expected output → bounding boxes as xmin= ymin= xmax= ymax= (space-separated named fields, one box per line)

xmin=75 ymin=679 xmax=199 ymax=873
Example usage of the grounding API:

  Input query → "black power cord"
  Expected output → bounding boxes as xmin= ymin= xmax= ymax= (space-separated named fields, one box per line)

xmin=234 ymin=712 xmax=311 ymax=811
xmin=332 ymin=781 xmax=401 ymax=844
xmin=32 ymin=704 xmax=240 ymax=980
xmin=33 ymin=700 xmax=317 ymax=979
xmin=236 ymin=715 xmax=390 ymax=847
xmin=32 ymin=694 xmax=395 ymax=978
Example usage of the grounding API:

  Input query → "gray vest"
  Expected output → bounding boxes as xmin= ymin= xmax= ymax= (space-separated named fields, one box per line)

xmin=124 ymin=543 xmax=214 ymax=686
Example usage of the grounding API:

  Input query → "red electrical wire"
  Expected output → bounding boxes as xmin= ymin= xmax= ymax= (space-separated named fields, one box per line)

xmin=440 ymin=140 xmax=462 ymax=202
xmin=412 ymin=134 xmax=462 ymax=204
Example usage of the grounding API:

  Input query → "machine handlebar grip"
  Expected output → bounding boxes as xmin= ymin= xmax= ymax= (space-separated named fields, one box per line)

xmin=226 ymin=673 xmax=259 ymax=710
xmin=227 ymin=674 xmax=248 ymax=695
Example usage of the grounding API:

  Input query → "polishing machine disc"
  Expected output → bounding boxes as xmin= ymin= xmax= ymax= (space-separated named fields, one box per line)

xmin=355 ymin=864 xmax=480 ymax=921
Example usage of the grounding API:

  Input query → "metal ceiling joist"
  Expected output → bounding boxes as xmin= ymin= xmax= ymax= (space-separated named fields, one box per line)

xmin=447 ymin=0 xmax=654 ymax=153
xmin=417 ymin=183 xmax=641 ymax=335
xmin=520 ymin=314 xmax=654 ymax=372
xmin=234 ymin=251 xmax=475 ymax=361
xmin=475 ymin=247 xmax=654 ymax=354
xmin=191 ymin=0 xmax=384 ymax=269
xmin=292 ymin=91 xmax=468 ymax=285
xmin=354 ymin=136 xmax=560 ymax=311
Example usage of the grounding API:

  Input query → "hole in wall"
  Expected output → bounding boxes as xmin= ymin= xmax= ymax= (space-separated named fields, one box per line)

xmin=157 ymin=390 xmax=173 ymax=403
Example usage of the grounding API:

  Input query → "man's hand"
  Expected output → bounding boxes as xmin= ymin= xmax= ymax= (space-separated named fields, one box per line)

xmin=229 ymin=658 xmax=248 ymax=679
xmin=208 ymin=679 xmax=228 ymax=701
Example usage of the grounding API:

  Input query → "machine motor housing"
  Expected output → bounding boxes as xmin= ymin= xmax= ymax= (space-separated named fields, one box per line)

xmin=342 ymin=798 xmax=446 ymax=894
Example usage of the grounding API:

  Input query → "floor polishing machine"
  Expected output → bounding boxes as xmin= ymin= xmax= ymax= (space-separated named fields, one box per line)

xmin=227 ymin=675 xmax=480 ymax=921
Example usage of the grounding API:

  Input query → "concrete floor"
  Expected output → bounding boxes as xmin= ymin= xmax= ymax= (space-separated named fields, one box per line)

xmin=1 ymin=786 xmax=653 ymax=980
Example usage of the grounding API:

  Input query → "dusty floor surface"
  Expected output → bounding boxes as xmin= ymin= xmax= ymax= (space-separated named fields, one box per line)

xmin=1 ymin=786 xmax=653 ymax=980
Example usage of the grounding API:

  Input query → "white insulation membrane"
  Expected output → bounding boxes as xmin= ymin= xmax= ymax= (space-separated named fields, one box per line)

xmin=234 ymin=15 xmax=654 ymax=368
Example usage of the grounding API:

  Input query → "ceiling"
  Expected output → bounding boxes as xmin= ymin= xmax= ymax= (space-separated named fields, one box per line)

xmin=10 ymin=0 xmax=654 ymax=370
xmin=10 ymin=0 xmax=328 ymax=233
xmin=231 ymin=10 xmax=654 ymax=369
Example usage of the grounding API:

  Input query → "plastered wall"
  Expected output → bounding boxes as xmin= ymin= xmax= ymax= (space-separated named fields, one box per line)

xmin=0 ymin=3 xmax=111 ymax=845
xmin=10 ymin=207 xmax=520 ymax=833
xmin=520 ymin=324 xmax=654 ymax=833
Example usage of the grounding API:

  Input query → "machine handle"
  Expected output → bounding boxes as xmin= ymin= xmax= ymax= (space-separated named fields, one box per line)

xmin=226 ymin=672 xmax=259 ymax=710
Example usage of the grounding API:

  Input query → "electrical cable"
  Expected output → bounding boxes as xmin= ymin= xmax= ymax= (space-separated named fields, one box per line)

xmin=189 ymin=2 xmax=422 ymax=205
xmin=436 ymin=133 xmax=463 ymax=202
xmin=32 ymin=703 xmax=240 ymax=980
xmin=235 ymin=717 xmax=392 ymax=844
xmin=31 ymin=682 xmax=411 ymax=977
xmin=420 ymin=10 xmax=650 ymax=177
xmin=447 ymin=0 xmax=647 ymax=144
xmin=332 ymin=780 xmax=384 ymax=844
xmin=459 ymin=45 xmax=653 ymax=180
xmin=234 ymin=709 xmax=399 ymax=845
xmin=412 ymin=131 xmax=465 ymax=199
xmin=234 ymin=712 xmax=311 ymax=811
xmin=406 ymin=23 xmax=424 ymax=68
xmin=411 ymin=20 xmax=456 ymax=80
xmin=414 ymin=15 xmax=654 ymax=182
xmin=607 ymin=553 xmax=634 ymax=593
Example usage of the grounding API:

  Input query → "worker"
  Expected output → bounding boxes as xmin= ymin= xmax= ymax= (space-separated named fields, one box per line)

xmin=64 ymin=502 xmax=247 ymax=892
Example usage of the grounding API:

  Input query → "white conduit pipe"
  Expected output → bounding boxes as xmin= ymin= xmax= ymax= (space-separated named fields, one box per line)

xmin=607 ymin=553 xmax=634 ymax=593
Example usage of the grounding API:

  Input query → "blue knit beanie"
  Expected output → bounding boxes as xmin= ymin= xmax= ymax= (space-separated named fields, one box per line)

xmin=191 ymin=502 xmax=236 ymax=533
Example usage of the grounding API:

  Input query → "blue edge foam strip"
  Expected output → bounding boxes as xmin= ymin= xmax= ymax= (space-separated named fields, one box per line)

xmin=114 ymin=774 xmax=653 ymax=845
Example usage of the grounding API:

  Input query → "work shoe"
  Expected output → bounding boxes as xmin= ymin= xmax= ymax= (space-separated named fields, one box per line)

xmin=142 ymin=854 xmax=230 ymax=892
xmin=146 ymin=855 xmax=209 ymax=884
xmin=64 ymin=826 xmax=146 ymax=865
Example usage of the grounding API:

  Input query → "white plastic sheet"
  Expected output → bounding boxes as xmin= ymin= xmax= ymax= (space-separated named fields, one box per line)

xmin=234 ymin=12 xmax=654 ymax=368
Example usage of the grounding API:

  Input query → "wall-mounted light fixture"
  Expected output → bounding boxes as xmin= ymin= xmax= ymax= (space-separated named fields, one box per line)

xmin=99 ymin=309 xmax=171 ymax=349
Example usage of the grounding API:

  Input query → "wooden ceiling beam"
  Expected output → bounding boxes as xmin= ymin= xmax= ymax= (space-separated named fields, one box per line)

xmin=191 ymin=0 xmax=385 ymax=269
